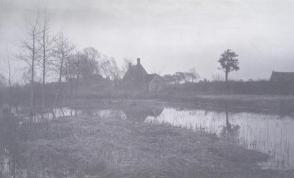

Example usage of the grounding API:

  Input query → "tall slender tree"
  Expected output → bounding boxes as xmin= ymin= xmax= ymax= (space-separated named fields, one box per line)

xmin=5 ymin=48 xmax=12 ymax=88
xmin=39 ymin=12 xmax=53 ymax=115
xmin=20 ymin=15 xmax=41 ymax=118
xmin=52 ymin=33 xmax=74 ymax=102
xmin=54 ymin=33 xmax=74 ymax=84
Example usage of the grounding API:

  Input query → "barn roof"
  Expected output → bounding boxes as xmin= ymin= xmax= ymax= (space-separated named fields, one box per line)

xmin=270 ymin=71 xmax=294 ymax=82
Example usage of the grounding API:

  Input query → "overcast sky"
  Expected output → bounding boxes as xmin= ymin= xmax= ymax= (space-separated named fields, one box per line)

xmin=1 ymin=0 xmax=294 ymax=82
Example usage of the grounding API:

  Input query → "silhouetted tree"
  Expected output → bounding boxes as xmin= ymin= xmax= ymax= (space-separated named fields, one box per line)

xmin=39 ymin=12 xmax=54 ymax=115
xmin=121 ymin=58 xmax=132 ymax=77
xmin=52 ymin=33 xmax=75 ymax=104
xmin=188 ymin=67 xmax=199 ymax=82
xmin=99 ymin=57 xmax=121 ymax=80
xmin=64 ymin=49 xmax=99 ymax=82
xmin=174 ymin=72 xmax=186 ymax=84
xmin=78 ymin=49 xmax=100 ymax=80
xmin=163 ymin=74 xmax=175 ymax=85
xmin=218 ymin=49 xmax=239 ymax=82
xmin=5 ymin=49 xmax=12 ymax=88
xmin=52 ymin=33 xmax=75 ymax=84
xmin=19 ymin=15 xmax=41 ymax=117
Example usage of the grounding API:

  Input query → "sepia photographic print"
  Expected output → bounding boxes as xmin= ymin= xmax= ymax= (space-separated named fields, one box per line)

xmin=1 ymin=0 xmax=294 ymax=177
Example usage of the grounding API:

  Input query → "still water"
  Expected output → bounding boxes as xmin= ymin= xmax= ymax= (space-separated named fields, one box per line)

xmin=145 ymin=108 xmax=294 ymax=170
xmin=1 ymin=104 xmax=294 ymax=177
xmin=53 ymin=106 xmax=294 ymax=170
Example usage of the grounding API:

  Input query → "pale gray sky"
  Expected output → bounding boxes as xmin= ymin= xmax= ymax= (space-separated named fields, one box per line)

xmin=1 ymin=0 xmax=294 ymax=82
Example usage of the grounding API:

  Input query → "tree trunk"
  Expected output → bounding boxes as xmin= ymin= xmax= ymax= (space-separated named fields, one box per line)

xmin=41 ymin=16 xmax=49 ymax=118
xmin=42 ymin=30 xmax=46 ymax=118
xmin=41 ymin=17 xmax=48 ymax=118
xmin=225 ymin=70 xmax=229 ymax=83
xmin=59 ymin=55 xmax=64 ymax=84
xmin=225 ymin=70 xmax=230 ymax=95
xmin=31 ymin=33 xmax=36 ymax=119
xmin=58 ymin=54 xmax=64 ymax=105
xmin=6 ymin=51 xmax=12 ymax=107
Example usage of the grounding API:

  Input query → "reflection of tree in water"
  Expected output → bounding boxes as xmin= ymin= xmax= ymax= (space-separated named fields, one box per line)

xmin=123 ymin=105 xmax=164 ymax=122
xmin=220 ymin=110 xmax=240 ymax=140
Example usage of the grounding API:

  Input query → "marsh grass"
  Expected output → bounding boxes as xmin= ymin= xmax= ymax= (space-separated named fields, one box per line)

xmin=14 ymin=110 xmax=294 ymax=178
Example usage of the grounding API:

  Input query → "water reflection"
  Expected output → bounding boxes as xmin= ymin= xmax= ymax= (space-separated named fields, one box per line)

xmin=145 ymin=108 xmax=294 ymax=170
xmin=1 ymin=103 xmax=294 ymax=177
xmin=123 ymin=106 xmax=163 ymax=122
xmin=220 ymin=111 xmax=240 ymax=141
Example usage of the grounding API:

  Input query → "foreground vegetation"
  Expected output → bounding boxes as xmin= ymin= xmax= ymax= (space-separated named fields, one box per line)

xmin=2 ymin=104 xmax=294 ymax=178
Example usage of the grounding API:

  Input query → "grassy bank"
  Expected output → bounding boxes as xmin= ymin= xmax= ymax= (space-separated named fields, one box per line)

xmin=16 ymin=110 xmax=293 ymax=178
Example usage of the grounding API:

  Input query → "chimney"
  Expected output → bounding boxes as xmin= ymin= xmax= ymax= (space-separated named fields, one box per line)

xmin=137 ymin=58 xmax=141 ymax=65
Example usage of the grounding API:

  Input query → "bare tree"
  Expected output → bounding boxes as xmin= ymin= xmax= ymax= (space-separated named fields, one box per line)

xmin=163 ymin=74 xmax=176 ymax=85
xmin=64 ymin=51 xmax=83 ymax=98
xmin=99 ymin=57 xmax=121 ymax=80
xmin=174 ymin=72 xmax=186 ymax=84
xmin=120 ymin=58 xmax=132 ymax=77
xmin=52 ymin=33 xmax=75 ymax=100
xmin=5 ymin=48 xmax=12 ymax=108
xmin=19 ymin=15 xmax=41 ymax=117
xmin=39 ymin=12 xmax=54 ymax=114
xmin=5 ymin=48 xmax=12 ymax=88
xmin=189 ymin=67 xmax=200 ymax=83
xmin=80 ymin=47 xmax=100 ymax=80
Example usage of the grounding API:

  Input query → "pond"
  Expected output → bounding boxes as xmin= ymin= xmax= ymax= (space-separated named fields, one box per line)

xmin=45 ymin=105 xmax=294 ymax=170
xmin=1 ymin=102 xmax=294 ymax=177
xmin=145 ymin=107 xmax=294 ymax=170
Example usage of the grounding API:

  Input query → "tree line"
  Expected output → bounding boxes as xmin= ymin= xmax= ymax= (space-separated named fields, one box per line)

xmin=0 ymin=11 xmax=242 ymax=117
xmin=11 ymin=12 xmax=126 ymax=117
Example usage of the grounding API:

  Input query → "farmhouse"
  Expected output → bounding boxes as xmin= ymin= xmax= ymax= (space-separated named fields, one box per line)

xmin=270 ymin=71 xmax=294 ymax=83
xmin=122 ymin=58 xmax=166 ymax=92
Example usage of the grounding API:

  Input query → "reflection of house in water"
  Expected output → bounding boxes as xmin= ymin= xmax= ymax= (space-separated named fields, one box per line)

xmin=123 ymin=105 xmax=164 ymax=122
xmin=122 ymin=58 xmax=166 ymax=92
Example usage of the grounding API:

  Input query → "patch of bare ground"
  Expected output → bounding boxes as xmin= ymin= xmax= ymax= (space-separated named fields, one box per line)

xmin=23 ymin=113 xmax=294 ymax=178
